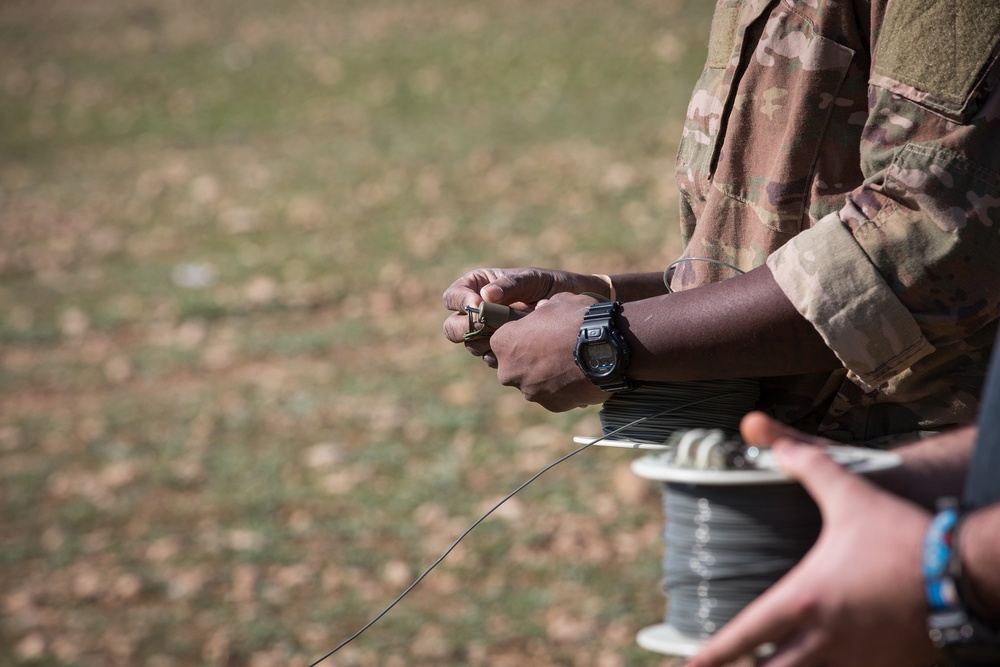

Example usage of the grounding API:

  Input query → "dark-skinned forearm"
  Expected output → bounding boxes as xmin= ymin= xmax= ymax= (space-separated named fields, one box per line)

xmin=606 ymin=272 xmax=673 ymax=302
xmin=617 ymin=264 xmax=841 ymax=380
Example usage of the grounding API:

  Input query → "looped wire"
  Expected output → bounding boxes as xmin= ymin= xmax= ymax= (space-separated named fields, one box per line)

xmin=663 ymin=257 xmax=745 ymax=293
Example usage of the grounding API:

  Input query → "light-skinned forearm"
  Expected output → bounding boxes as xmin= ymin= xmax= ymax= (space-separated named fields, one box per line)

xmin=960 ymin=503 xmax=1000 ymax=623
xmin=870 ymin=426 xmax=976 ymax=510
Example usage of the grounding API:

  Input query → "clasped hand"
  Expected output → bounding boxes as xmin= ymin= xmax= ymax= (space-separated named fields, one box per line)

xmin=442 ymin=267 xmax=610 ymax=412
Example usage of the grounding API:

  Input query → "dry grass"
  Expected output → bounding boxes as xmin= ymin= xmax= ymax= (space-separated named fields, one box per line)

xmin=1 ymin=0 xmax=713 ymax=664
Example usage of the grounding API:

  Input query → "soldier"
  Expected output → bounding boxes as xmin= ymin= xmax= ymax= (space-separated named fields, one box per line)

xmin=442 ymin=0 xmax=1000 ymax=447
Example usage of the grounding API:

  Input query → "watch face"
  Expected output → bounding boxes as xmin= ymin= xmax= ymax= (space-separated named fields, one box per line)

xmin=582 ymin=342 xmax=616 ymax=374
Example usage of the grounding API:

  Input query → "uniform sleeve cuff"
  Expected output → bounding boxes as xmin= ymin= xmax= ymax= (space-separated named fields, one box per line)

xmin=766 ymin=212 xmax=935 ymax=389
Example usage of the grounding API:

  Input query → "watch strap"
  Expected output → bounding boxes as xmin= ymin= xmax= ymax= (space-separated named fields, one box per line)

xmin=581 ymin=300 xmax=618 ymax=323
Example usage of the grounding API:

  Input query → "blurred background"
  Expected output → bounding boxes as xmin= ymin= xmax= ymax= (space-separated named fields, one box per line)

xmin=0 ymin=0 xmax=714 ymax=664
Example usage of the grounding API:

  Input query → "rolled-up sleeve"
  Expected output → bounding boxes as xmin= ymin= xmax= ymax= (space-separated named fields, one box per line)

xmin=767 ymin=212 xmax=936 ymax=389
xmin=765 ymin=0 xmax=1000 ymax=392
xmin=769 ymin=68 xmax=1000 ymax=390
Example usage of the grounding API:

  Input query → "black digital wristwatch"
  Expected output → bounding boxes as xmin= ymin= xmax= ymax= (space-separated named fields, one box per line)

xmin=573 ymin=300 xmax=637 ymax=393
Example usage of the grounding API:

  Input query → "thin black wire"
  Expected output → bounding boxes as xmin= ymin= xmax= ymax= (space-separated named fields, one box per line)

xmin=663 ymin=257 xmax=745 ymax=293
xmin=599 ymin=379 xmax=759 ymax=443
xmin=306 ymin=395 xmax=727 ymax=667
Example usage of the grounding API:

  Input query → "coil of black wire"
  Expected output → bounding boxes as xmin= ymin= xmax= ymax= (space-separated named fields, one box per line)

xmin=598 ymin=379 xmax=761 ymax=444
xmin=662 ymin=482 xmax=821 ymax=638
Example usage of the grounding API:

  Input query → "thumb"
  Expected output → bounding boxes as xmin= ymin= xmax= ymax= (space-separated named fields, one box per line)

xmin=480 ymin=275 xmax=532 ymax=305
xmin=740 ymin=411 xmax=823 ymax=447
xmin=480 ymin=282 xmax=506 ymax=304
xmin=772 ymin=442 xmax=867 ymax=518
xmin=480 ymin=270 xmax=553 ymax=306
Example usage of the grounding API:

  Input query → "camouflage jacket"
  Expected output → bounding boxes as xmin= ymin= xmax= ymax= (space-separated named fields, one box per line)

xmin=670 ymin=0 xmax=1000 ymax=442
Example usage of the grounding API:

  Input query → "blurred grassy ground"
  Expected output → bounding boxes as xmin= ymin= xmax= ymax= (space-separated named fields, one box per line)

xmin=0 ymin=0 xmax=714 ymax=665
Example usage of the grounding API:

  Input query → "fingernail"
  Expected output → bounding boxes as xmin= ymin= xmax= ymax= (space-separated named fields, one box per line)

xmin=481 ymin=285 xmax=503 ymax=302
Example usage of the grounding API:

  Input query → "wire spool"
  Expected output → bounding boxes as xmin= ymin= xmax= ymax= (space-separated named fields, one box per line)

xmin=628 ymin=437 xmax=901 ymax=658
xmin=569 ymin=370 xmax=899 ymax=658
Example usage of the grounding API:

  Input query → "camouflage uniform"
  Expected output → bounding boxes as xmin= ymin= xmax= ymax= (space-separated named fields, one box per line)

xmin=671 ymin=0 xmax=1000 ymax=442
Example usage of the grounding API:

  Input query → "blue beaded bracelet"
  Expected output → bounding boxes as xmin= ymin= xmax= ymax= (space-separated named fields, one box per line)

xmin=923 ymin=506 xmax=961 ymax=613
xmin=924 ymin=503 xmax=1000 ymax=661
